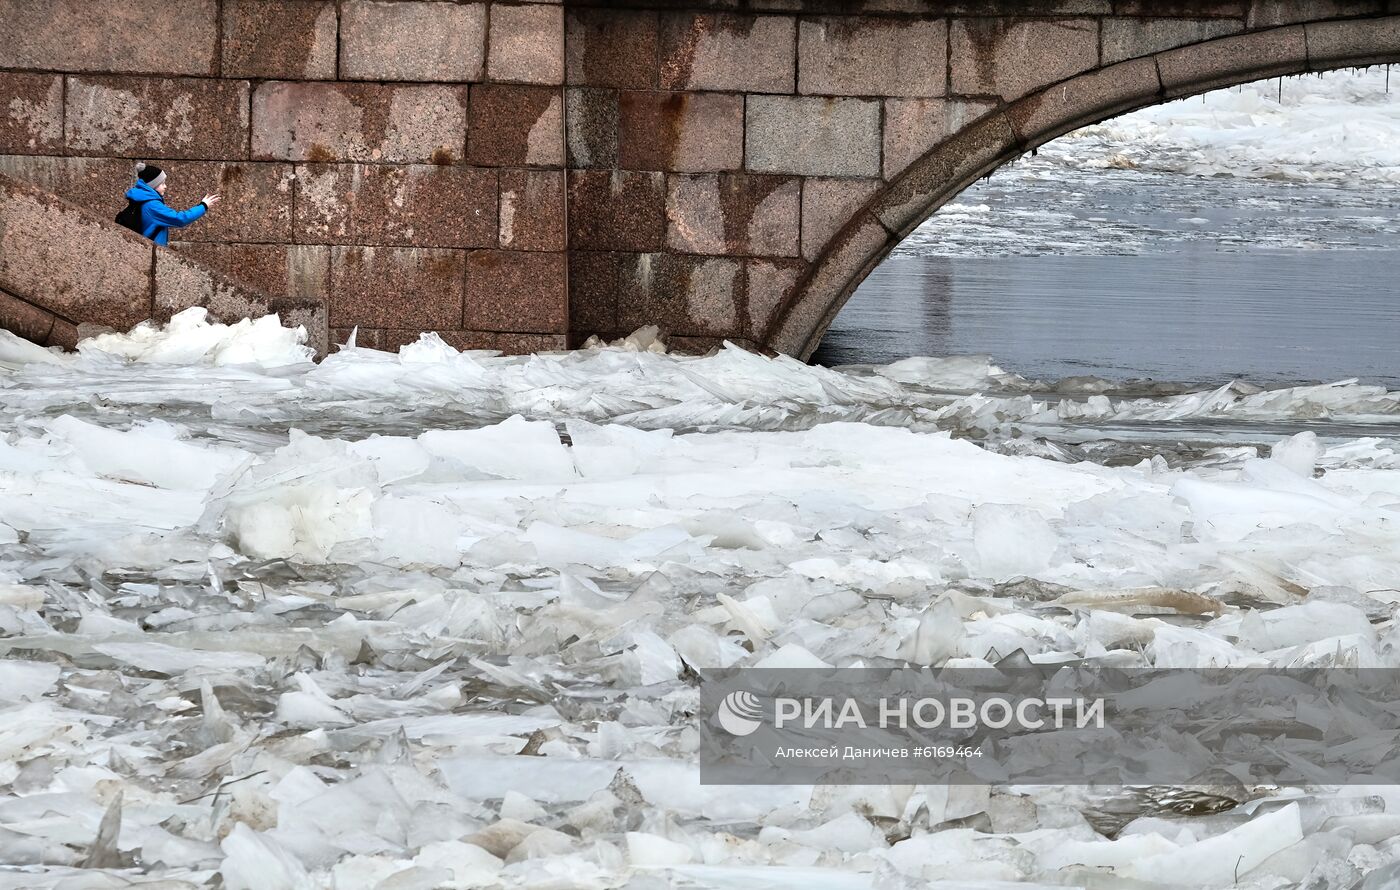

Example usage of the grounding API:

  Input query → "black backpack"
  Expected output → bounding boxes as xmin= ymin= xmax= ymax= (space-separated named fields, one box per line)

xmin=115 ymin=198 xmax=152 ymax=235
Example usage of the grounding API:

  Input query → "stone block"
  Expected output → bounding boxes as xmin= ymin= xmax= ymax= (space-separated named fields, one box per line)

xmin=616 ymin=254 xmax=742 ymax=338
xmin=1102 ymin=18 xmax=1244 ymax=64
xmin=0 ymin=175 xmax=153 ymax=331
xmin=329 ymin=246 xmax=465 ymax=330
xmin=252 ymin=82 xmax=468 ymax=164
xmin=1007 ymin=58 xmax=1161 ymax=148
xmin=800 ymin=177 xmax=882 ymax=261
xmin=222 ymin=0 xmax=338 ymax=80
xmin=618 ymin=92 xmax=744 ymax=173
xmin=1112 ymin=1 xmax=1245 ymax=14
xmin=565 ymin=8 xmax=659 ymax=89
xmin=745 ymin=96 xmax=881 ymax=178
xmin=767 ymin=215 xmax=889 ymax=358
xmin=340 ymin=0 xmax=486 ymax=82
xmin=468 ymin=85 xmax=564 ymax=167
xmin=745 ymin=259 xmax=805 ymax=340
xmin=0 ymin=289 xmax=58 ymax=345
xmin=0 ymin=0 xmax=217 ymax=76
xmin=463 ymin=250 xmax=567 ymax=333
xmin=950 ymin=18 xmax=1100 ymax=101
xmin=332 ymin=328 xmax=565 ymax=354
xmin=154 ymin=162 xmax=296 ymax=243
xmin=871 ymin=112 xmax=1020 ymax=238
xmin=1248 ymin=0 xmax=1381 ymax=27
xmin=489 ymin=4 xmax=565 ymax=85
xmin=499 ymin=170 xmax=565 ymax=251
xmin=1307 ymin=16 xmax=1400 ymax=69
xmin=1157 ymin=26 xmax=1307 ymax=97
xmin=295 ymin=164 xmax=496 ymax=248
xmin=66 ymin=76 xmax=250 ymax=160
xmin=568 ymin=250 xmax=631 ymax=334
xmin=567 ymin=170 xmax=666 ymax=251
xmin=168 ymin=242 xmax=331 ymax=308
xmin=154 ymin=248 xmax=327 ymax=355
xmin=0 ymin=155 xmax=130 ymax=219
xmin=883 ymin=98 xmax=998 ymax=180
xmin=659 ymin=13 xmax=796 ymax=94
xmin=0 ymin=74 xmax=63 ymax=155
xmin=799 ymin=17 xmax=946 ymax=98
xmin=566 ymin=89 xmax=618 ymax=169
xmin=665 ymin=174 xmax=799 ymax=257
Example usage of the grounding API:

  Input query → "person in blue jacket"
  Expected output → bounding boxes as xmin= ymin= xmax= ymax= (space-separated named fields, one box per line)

xmin=118 ymin=162 xmax=220 ymax=245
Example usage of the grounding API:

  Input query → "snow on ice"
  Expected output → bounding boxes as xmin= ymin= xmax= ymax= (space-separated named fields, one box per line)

xmin=2 ymin=308 xmax=1400 ymax=888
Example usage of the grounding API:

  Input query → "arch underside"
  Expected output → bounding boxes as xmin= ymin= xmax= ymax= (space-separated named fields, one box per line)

xmin=763 ymin=16 xmax=1400 ymax=361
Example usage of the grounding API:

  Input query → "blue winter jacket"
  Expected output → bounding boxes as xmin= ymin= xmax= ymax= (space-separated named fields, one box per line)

xmin=123 ymin=180 xmax=207 ymax=245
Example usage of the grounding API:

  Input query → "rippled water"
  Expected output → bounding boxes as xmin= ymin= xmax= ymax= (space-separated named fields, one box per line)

xmin=815 ymin=168 xmax=1400 ymax=385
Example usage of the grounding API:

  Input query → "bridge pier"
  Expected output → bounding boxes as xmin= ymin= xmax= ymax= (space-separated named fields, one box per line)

xmin=1 ymin=1 xmax=1397 ymax=357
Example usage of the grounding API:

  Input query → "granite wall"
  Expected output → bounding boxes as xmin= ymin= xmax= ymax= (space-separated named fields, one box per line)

xmin=1 ymin=1 xmax=1397 ymax=357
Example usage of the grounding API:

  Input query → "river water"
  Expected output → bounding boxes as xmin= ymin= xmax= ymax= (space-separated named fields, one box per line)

xmin=3 ymin=72 xmax=1400 ymax=889
xmin=815 ymin=75 xmax=1400 ymax=387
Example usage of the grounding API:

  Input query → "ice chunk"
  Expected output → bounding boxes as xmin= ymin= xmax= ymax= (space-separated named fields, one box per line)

xmin=972 ymin=503 xmax=1059 ymax=580
xmin=1272 ymin=431 xmax=1321 ymax=477
xmin=626 ymin=832 xmax=693 ymax=866
xmin=0 ymin=660 xmax=60 ymax=702
xmin=220 ymin=823 xmax=309 ymax=890
xmin=419 ymin=415 xmax=576 ymax=481
xmin=1126 ymin=802 xmax=1304 ymax=886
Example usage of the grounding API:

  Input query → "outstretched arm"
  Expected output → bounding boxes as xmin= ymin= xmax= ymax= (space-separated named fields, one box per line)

xmin=145 ymin=198 xmax=208 ymax=229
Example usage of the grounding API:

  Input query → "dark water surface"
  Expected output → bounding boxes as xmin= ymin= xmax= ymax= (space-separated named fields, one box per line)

xmin=813 ymin=169 xmax=1400 ymax=386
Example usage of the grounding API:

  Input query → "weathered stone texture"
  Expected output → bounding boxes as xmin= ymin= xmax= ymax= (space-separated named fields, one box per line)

xmin=618 ymin=92 xmax=744 ymax=173
xmin=1102 ymin=18 xmax=1243 ymax=64
xmin=489 ymin=4 xmax=565 ymax=85
xmin=334 ymin=327 xmax=566 ymax=354
xmin=665 ymin=174 xmax=799 ymax=257
xmin=156 ymin=246 xmax=328 ymax=354
xmin=745 ymin=259 xmax=804 ymax=340
xmin=567 ymin=171 xmax=666 ymax=251
xmin=800 ymin=177 xmax=882 ymax=261
xmin=746 ymin=97 xmax=881 ymax=178
xmin=799 ymin=17 xmax=946 ymax=98
xmin=566 ymin=89 xmax=619 ymax=170
xmin=950 ymin=19 xmax=1100 ymax=101
xmin=222 ymin=0 xmax=339 ymax=80
xmin=499 ymin=170 xmax=565 ymax=252
xmin=0 ymin=155 xmax=130 ymax=219
xmin=340 ymin=0 xmax=486 ymax=82
xmin=329 ymin=246 xmax=465 ymax=330
xmin=1307 ymin=16 xmax=1400 ymax=68
xmin=0 ymin=0 xmax=217 ymax=76
xmin=157 ymin=162 xmax=296 ymax=243
xmin=770 ymin=215 xmax=889 ymax=358
xmin=0 ymin=289 xmax=59 ymax=344
xmin=883 ymin=98 xmax=997 ymax=180
xmin=0 ymin=176 xmax=152 ymax=330
xmin=568 ymin=251 xmax=631 ymax=334
xmin=252 ymin=82 xmax=467 ymax=164
xmin=565 ymin=9 xmax=659 ymax=89
xmin=0 ymin=74 xmax=64 ymax=155
xmin=1248 ymin=0 xmax=1382 ymax=27
xmin=66 ymin=76 xmax=250 ymax=160
xmin=616 ymin=254 xmax=741 ymax=337
xmin=295 ymin=164 xmax=497 ymax=248
xmin=1157 ymin=26 xmax=1308 ymax=97
xmin=468 ymin=85 xmax=564 ymax=167
xmin=873 ymin=112 xmax=1019 ymax=237
xmin=169 ymin=242 xmax=331 ymax=309
xmin=659 ymin=13 xmax=796 ymax=94
xmin=1008 ymin=58 xmax=1160 ymax=148
xmin=463 ymin=250 xmax=567 ymax=333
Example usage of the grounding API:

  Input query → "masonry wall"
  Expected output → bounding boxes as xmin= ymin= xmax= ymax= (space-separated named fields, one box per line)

xmin=1 ymin=0 xmax=1393 ymax=355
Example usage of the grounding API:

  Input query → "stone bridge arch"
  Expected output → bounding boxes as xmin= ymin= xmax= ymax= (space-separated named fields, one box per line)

xmin=765 ymin=15 xmax=1400 ymax=359
xmin=2 ymin=2 xmax=1398 ymax=357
